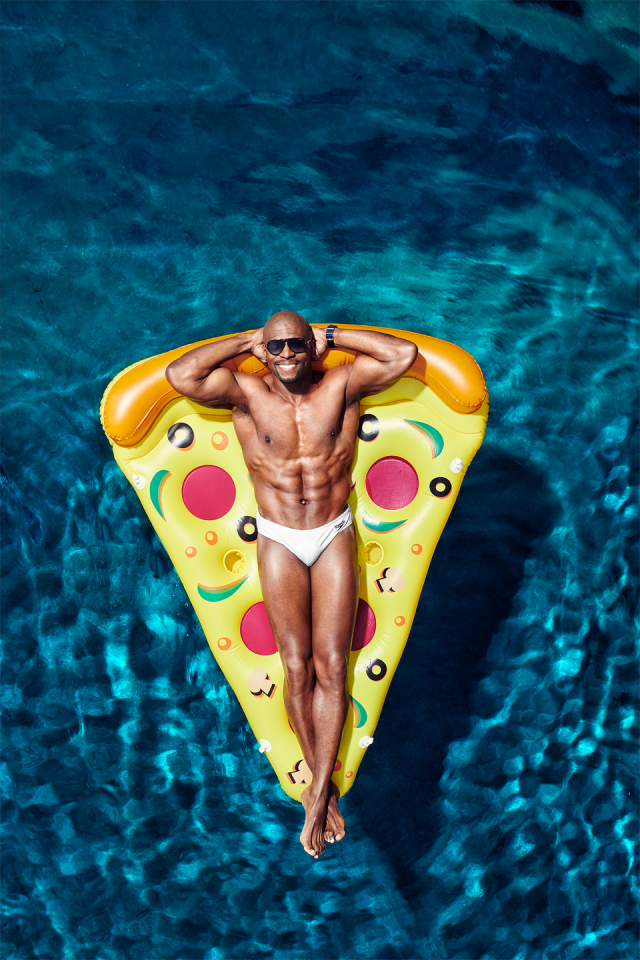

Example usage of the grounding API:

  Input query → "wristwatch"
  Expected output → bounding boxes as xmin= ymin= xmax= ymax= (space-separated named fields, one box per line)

xmin=326 ymin=324 xmax=337 ymax=348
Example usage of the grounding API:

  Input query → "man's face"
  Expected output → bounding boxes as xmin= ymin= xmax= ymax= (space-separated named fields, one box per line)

xmin=263 ymin=319 xmax=312 ymax=384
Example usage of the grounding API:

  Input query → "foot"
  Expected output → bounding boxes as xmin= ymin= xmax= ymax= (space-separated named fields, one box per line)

xmin=300 ymin=786 xmax=330 ymax=858
xmin=324 ymin=781 xmax=345 ymax=844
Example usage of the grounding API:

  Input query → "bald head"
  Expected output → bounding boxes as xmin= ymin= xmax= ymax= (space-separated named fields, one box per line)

xmin=264 ymin=310 xmax=311 ymax=339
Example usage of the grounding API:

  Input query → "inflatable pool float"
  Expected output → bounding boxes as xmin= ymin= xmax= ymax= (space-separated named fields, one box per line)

xmin=100 ymin=325 xmax=488 ymax=801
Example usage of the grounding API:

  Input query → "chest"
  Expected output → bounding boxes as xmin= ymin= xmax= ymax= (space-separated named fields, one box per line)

xmin=263 ymin=394 xmax=338 ymax=451
xmin=237 ymin=384 xmax=356 ymax=455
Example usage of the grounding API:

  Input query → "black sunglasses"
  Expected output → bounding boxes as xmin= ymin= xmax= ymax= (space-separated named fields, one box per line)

xmin=265 ymin=337 xmax=313 ymax=356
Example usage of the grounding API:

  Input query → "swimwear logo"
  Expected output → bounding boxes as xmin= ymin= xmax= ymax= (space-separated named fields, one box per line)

xmin=334 ymin=518 xmax=348 ymax=532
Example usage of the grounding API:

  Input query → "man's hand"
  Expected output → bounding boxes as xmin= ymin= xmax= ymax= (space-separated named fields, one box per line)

xmin=249 ymin=327 xmax=268 ymax=364
xmin=310 ymin=326 xmax=328 ymax=359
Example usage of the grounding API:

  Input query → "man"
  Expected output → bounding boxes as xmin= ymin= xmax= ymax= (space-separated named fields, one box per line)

xmin=166 ymin=311 xmax=417 ymax=858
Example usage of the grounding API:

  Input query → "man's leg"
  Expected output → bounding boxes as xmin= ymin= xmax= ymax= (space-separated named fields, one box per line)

xmin=257 ymin=525 xmax=358 ymax=857
xmin=302 ymin=523 xmax=359 ymax=855
xmin=256 ymin=534 xmax=317 ymax=794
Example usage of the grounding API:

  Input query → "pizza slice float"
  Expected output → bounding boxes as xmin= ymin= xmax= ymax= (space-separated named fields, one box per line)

xmin=101 ymin=326 xmax=488 ymax=801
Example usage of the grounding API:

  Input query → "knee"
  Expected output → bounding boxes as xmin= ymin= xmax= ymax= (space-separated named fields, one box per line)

xmin=314 ymin=652 xmax=347 ymax=690
xmin=283 ymin=655 xmax=314 ymax=691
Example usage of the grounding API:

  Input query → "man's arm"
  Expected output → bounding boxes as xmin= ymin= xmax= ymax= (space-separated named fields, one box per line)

xmin=165 ymin=329 xmax=267 ymax=406
xmin=312 ymin=326 xmax=417 ymax=401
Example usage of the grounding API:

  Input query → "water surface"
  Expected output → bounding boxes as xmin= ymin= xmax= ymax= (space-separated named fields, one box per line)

xmin=1 ymin=2 xmax=638 ymax=958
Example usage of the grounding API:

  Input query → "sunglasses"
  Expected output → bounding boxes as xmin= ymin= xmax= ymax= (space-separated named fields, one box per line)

xmin=265 ymin=337 xmax=313 ymax=356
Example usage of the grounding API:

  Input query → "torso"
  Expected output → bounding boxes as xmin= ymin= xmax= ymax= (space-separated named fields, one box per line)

xmin=232 ymin=368 xmax=359 ymax=529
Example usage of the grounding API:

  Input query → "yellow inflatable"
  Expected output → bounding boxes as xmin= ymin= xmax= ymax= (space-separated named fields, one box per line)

xmin=100 ymin=326 xmax=488 ymax=801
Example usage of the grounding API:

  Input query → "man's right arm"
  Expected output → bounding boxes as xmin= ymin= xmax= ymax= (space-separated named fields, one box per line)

xmin=165 ymin=329 xmax=266 ymax=407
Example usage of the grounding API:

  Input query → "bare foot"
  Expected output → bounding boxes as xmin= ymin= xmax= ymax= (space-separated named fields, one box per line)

xmin=300 ymin=786 xmax=330 ymax=858
xmin=324 ymin=781 xmax=345 ymax=844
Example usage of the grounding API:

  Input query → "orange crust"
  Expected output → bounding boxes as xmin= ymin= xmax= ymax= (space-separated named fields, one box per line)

xmin=101 ymin=326 xmax=487 ymax=447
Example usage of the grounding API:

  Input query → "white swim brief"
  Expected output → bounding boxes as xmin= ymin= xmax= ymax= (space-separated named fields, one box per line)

xmin=255 ymin=504 xmax=353 ymax=567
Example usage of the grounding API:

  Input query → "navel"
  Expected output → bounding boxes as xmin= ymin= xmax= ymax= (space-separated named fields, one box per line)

xmin=265 ymin=436 xmax=271 ymax=444
xmin=300 ymin=499 xmax=308 ymax=505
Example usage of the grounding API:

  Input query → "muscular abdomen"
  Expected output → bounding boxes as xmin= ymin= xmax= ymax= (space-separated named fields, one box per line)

xmin=248 ymin=444 xmax=354 ymax=529
xmin=233 ymin=375 xmax=359 ymax=528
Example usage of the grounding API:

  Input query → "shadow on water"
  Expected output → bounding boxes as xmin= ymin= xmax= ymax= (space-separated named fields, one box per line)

xmin=346 ymin=442 xmax=562 ymax=898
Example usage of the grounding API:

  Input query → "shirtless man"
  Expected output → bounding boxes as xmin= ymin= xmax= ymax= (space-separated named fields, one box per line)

xmin=166 ymin=312 xmax=417 ymax=858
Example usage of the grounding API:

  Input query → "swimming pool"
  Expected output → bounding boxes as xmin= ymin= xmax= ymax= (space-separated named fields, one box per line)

xmin=2 ymin=2 xmax=638 ymax=957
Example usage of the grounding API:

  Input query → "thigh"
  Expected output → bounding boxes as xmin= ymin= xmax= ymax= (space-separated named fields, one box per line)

xmin=310 ymin=525 xmax=359 ymax=664
xmin=257 ymin=534 xmax=312 ymax=663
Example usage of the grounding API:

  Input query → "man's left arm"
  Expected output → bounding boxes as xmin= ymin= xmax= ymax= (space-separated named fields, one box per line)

xmin=312 ymin=326 xmax=418 ymax=400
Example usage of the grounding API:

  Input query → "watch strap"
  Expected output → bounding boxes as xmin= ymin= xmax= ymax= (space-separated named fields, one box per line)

xmin=326 ymin=324 xmax=337 ymax=348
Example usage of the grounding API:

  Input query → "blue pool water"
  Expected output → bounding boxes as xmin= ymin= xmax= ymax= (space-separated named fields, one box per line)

xmin=1 ymin=2 xmax=638 ymax=957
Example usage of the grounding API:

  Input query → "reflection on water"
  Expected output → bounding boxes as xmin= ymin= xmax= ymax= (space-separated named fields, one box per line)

xmin=2 ymin=2 xmax=637 ymax=958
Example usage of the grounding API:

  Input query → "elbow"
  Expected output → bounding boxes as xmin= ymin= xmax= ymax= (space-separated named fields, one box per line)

xmin=402 ymin=341 xmax=418 ymax=371
xmin=165 ymin=358 xmax=187 ymax=395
